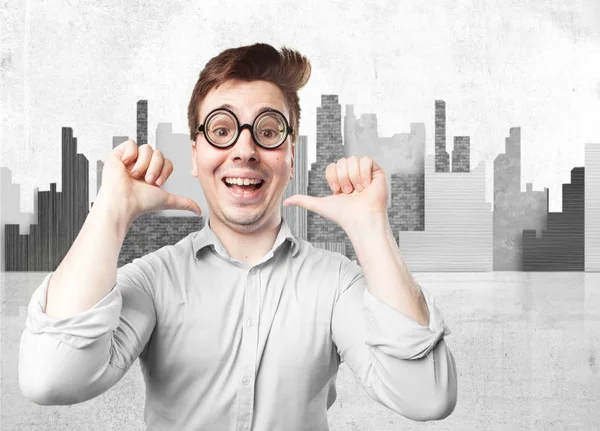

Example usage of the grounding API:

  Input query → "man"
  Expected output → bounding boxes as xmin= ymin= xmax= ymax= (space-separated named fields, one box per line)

xmin=19 ymin=43 xmax=457 ymax=430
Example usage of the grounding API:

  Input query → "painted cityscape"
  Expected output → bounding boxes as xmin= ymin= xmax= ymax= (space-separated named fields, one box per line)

xmin=2 ymin=97 xmax=599 ymax=272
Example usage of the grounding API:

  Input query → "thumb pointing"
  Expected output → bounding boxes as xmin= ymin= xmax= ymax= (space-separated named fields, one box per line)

xmin=284 ymin=194 xmax=320 ymax=213
xmin=165 ymin=193 xmax=202 ymax=215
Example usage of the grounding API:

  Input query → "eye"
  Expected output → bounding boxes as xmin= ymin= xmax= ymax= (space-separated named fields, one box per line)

xmin=214 ymin=128 xmax=230 ymax=137
xmin=261 ymin=129 xmax=278 ymax=139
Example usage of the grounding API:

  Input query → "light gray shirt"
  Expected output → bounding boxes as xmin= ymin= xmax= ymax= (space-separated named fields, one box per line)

xmin=19 ymin=216 xmax=457 ymax=430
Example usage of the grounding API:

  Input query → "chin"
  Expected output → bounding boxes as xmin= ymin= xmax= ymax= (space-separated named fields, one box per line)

xmin=221 ymin=208 xmax=267 ymax=227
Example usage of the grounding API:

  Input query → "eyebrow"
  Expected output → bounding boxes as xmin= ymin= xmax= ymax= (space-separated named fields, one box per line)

xmin=215 ymin=104 xmax=281 ymax=115
xmin=217 ymin=103 xmax=237 ymax=112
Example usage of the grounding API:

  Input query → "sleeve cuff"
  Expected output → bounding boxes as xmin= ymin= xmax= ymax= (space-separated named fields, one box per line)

xmin=25 ymin=272 xmax=123 ymax=349
xmin=364 ymin=285 xmax=451 ymax=360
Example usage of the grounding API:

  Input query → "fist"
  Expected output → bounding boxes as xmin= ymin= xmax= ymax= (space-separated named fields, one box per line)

xmin=99 ymin=139 xmax=202 ymax=220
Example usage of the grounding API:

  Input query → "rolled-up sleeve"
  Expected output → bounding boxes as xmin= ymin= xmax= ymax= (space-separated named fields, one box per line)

xmin=18 ymin=255 xmax=159 ymax=406
xmin=331 ymin=259 xmax=458 ymax=421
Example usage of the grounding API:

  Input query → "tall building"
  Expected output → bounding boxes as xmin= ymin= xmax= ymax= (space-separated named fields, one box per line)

xmin=523 ymin=167 xmax=585 ymax=271
xmin=344 ymin=105 xmax=425 ymax=176
xmin=397 ymin=154 xmax=493 ymax=271
xmin=452 ymin=136 xmax=470 ymax=173
xmin=343 ymin=105 xmax=426 ymax=247
xmin=435 ymin=100 xmax=450 ymax=172
xmin=113 ymin=136 xmax=129 ymax=148
xmin=585 ymin=143 xmax=600 ymax=271
xmin=0 ymin=168 xmax=36 ymax=271
xmin=154 ymin=123 xmax=207 ymax=216
xmin=389 ymin=172 xmax=425 ymax=245
xmin=283 ymin=135 xmax=308 ymax=241
xmin=137 ymin=100 xmax=148 ymax=146
xmin=493 ymin=127 xmax=548 ymax=270
xmin=307 ymin=95 xmax=347 ymax=257
xmin=117 ymin=213 xmax=205 ymax=267
xmin=96 ymin=136 xmax=130 ymax=197
xmin=5 ymin=127 xmax=89 ymax=271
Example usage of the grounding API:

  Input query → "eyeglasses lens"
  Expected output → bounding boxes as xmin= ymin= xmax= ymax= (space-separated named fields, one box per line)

xmin=205 ymin=110 xmax=286 ymax=148
xmin=255 ymin=112 xmax=286 ymax=148
xmin=206 ymin=111 xmax=237 ymax=147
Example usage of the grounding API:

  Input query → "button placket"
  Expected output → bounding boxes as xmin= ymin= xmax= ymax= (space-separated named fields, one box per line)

xmin=236 ymin=267 xmax=260 ymax=431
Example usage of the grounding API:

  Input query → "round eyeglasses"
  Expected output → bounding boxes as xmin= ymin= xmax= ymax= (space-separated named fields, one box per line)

xmin=196 ymin=107 xmax=294 ymax=150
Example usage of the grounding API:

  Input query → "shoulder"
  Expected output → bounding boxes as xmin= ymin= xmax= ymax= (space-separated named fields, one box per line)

xmin=293 ymin=239 xmax=364 ymax=287
xmin=118 ymin=231 xmax=199 ymax=278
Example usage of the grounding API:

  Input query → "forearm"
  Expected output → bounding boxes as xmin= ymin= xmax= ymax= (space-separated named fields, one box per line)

xmin=45 ymin=189 xmax=133 ymax=319
xmin=344 ymin=211 xmax=430 ymax=327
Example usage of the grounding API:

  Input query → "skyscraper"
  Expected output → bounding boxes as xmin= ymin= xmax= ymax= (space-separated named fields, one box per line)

xmin=283 ymin=135 xmax=309 ymax=241
xmin=435 ymin=100 xmax=450 ymax=172
xmin=452 ymin=136 xmax=470 ymax=173
xmin=307 ymin=95 xmax=347 ymax=256
xmin=585 ymin=143 xmax=600 ymax=271
xmin=137 ymin=100 xmax=148 ymax=146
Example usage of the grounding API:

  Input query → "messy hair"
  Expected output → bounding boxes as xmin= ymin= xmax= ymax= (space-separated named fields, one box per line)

xmin=187 ymin=43 xmax=312 ymax=143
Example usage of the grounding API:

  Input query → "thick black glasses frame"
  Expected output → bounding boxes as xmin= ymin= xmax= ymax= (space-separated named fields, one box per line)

xmin=196 ymin=107 xmax=294 ymax=150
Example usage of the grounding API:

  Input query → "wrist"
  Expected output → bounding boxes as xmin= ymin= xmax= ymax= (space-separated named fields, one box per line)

xmin=344 ymin=210 xmax=390 ymax=242
xmin=92 ymin=190 xmax=136 ymax=236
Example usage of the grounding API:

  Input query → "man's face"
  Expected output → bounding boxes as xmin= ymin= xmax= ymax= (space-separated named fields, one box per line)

xmin=191 ymin=79 xmax=295 ymax=231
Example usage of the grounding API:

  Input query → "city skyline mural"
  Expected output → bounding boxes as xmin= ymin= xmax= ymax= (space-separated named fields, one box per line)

xmin=2 ymin=96 xmax=599 ymax=272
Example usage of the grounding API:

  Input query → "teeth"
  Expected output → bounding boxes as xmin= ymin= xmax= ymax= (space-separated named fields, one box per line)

xmin=224 ymin=177 xmax=263 ymax=186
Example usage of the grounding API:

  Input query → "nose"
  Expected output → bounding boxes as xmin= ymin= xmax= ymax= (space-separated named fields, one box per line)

xmin=230 ymin=127 xmax=259 ymax=162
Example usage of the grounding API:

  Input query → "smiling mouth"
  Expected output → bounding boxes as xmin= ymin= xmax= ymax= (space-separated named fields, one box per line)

xmin=222 ymin=179 xmax=265 ymax=192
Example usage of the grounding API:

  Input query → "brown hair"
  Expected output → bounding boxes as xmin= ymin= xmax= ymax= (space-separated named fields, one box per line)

xmin=187 ymin=43 xmax=311 ymax=143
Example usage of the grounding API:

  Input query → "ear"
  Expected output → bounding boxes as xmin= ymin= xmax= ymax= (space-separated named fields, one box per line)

xmin=289 ymin=141 xmax=295 ymax=180
xmin=191 ymin=140 xmax=198 ymax=178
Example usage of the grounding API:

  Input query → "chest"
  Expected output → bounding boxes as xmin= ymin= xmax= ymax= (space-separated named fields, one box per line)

xmin=146 ymin=270 xmax=340 ymax=380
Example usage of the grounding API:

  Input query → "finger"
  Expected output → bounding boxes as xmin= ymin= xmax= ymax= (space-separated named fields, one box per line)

xmin=145 ymin=149 xmax=165 ymax=184
xmin=346 ymin=155 xmax=363 ymax=192
xmin=131 ymin=144 xmax=154 ymax=178
xmin=155 ymin=158 xmax=173 ymax=186
xmin=114 ymin=139 xmax=138 ymax=165
xmin=360 ymin=156 xmax=373 ymax=188
xmin=164 ymin=193 xmax=202 ymax=215
xmin=336 ymin=158 xmax=352 ymax=194
xmin=325 ymin=162 xmax=341 ymax=193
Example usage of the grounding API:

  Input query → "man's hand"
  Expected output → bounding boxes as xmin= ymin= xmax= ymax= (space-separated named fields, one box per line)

xmin=100 ymin=139 xmax=202 ymax=221
xmin=283 ymin=155 xmax=388 ymax=231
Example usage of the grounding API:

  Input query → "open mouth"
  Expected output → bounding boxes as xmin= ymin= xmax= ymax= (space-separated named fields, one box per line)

xmin=222 ymin=179 xmax=265 ymax=193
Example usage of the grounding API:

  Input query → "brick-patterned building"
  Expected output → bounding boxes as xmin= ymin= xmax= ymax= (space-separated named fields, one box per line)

xmin=137 ymin=100 xmax=148 ymax=146
xmin=307 ymin=95 xmax=352 ymax=259
xmin=389 ymin=173 xmax=425 ymax=245
xmin=117 ymin=213 xmax=205 ymax=267
xmin=452 ymin=136 xmax=470 ymax=173
xmin=435 ymin=100 xmax=450 ymax=173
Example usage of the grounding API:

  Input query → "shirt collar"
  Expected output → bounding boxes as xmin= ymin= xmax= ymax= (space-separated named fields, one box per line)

xmin=192 ymin=215 xmax=301 ymax=261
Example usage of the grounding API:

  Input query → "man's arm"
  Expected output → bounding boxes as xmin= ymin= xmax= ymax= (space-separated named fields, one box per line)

xmin=331 ymin=250 xmax=458 ymax=421
xmin=18 ymin=140 xmax=191 ymax=405
xmin=345 ymin=211 xmax=430 ymax=326
xmin=19 ymin=257 xmax=157 ymax=405
xmin=284 ymin=155 xmax=458 ymax=420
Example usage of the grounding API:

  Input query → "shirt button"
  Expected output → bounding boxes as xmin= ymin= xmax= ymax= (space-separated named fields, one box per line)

xmin=245 ymin=318 xmax=254 ymax=327
xmin=249 ymin=268 xmax=256 ymax=275
xmin=242 ymin=376 xmax=251 ymax=386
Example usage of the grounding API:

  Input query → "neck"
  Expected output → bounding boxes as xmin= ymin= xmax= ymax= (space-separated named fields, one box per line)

xmin=208 ymin=212 xmax=283 ymax=266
